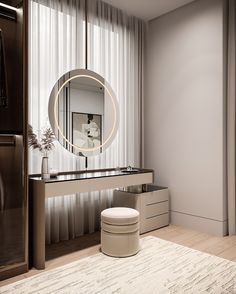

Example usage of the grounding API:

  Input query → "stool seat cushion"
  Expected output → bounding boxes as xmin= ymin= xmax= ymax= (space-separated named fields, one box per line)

xmin=101 ymin=207 xmax=139 ymax=225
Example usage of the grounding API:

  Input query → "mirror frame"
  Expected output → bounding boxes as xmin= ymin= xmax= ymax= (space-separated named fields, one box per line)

xmin=48 ymin=69 xmax=119 ymax=156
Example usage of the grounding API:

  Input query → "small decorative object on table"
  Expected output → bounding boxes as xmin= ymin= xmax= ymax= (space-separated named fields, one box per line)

xmin=50 ymin=169 xmax=58 ymax=178
xmin=28 ymin=125 xmax=56 ymax=180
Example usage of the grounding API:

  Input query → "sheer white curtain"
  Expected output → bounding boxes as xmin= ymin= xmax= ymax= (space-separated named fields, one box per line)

xmin=29 ymin=0 xmax=145 ymax=243
xmin=87 ymin=0 xmax=144 ymax=168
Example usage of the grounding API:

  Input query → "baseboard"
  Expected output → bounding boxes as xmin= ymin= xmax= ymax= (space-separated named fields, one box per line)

xmin=0 ymin=263 xmax=28 ymax=281
xmin=170 ymin=211 xmax=228 ymax=236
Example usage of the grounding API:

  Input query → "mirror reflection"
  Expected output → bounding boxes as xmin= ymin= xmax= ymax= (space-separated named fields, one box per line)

xmin=48 ymin=69 xmax=119 ymax=157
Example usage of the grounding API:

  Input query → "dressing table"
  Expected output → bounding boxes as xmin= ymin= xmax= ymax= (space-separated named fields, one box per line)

xmin=30 ymin=168 xmax=153 ymax=269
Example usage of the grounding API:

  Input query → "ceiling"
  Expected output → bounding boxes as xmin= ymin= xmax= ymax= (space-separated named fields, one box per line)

xmin=3 ymin=0 xmax=196 ymax=20
xmin=103 ymin=0 xmax=195 ymax=21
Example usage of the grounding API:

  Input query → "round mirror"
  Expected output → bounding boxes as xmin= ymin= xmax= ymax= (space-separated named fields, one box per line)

xmin=48 ymin=69 xmax=119 ymax=157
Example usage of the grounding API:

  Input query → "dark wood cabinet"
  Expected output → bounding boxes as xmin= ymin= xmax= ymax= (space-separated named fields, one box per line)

xmin=0 ymin=2 xmax=24 ymax=134
xmin=0 ymin=0 xmax=28 ymax=281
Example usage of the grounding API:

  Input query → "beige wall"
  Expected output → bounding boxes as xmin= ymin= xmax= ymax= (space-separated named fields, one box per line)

xmin=145 ymin=0 xmax=227 ymax=235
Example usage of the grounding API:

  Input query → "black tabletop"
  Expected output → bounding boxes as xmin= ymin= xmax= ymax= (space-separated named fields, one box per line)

xmin=29 ymin=168 xmax=154 ymax=183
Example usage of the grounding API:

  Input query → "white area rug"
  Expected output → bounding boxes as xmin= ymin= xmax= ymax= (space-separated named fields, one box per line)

xmin=1 ymin=236 xmax=236 ymax=294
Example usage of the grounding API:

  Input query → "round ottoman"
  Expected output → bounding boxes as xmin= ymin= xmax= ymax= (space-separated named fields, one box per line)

xmin=101 ymin=207 xmax=140 ymax=257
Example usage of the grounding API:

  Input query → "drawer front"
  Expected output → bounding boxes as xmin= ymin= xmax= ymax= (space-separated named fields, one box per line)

xmin=143 ymin=189 xmax=168 ymax=205
xmin=141 ymin=213 xmax=169 ymax=234
xmin=145 ymin=201 xmax=169 ymax=218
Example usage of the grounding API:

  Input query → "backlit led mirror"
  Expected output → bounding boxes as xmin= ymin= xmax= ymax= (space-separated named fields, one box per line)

xmin=48 ymin=69 xmax=119 ymax=157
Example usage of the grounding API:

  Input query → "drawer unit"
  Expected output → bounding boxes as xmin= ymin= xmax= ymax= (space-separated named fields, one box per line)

xmin=113 ymin=185 xmax=169 ymax=234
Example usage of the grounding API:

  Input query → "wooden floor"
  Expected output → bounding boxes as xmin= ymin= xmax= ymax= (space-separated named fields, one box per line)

xmin=1 ymin=225 xmax=236 ymax=287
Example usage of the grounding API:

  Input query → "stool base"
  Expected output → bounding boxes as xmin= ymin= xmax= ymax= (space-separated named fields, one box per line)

xmin=101 ymin=229 xmax=140 ymax=257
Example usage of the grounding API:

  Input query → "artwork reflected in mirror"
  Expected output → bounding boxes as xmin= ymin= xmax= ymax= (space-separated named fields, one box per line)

xmin=72 ymin=112 xmax=102 ymax=156
xmin=48 ymin=69 xmax=119 ymax=157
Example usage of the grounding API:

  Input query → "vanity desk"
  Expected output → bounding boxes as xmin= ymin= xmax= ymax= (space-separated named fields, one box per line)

xmin=30 ymin=167 xmax=153 ymax=269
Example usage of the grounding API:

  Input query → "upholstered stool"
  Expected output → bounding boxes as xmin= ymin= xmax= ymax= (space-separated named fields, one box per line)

xmin=101 ymin=207 xmax=140 ymax=257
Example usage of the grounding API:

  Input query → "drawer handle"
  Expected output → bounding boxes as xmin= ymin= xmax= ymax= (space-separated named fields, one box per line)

xmin=146 ymin=200 xmax=168 ymax=206
xmin=146 ymin=212 xmax=169 ymax=219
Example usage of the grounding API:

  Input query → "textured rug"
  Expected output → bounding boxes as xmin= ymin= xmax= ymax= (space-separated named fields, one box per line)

xmin=1 ymin=236 xmax=236 ymax=294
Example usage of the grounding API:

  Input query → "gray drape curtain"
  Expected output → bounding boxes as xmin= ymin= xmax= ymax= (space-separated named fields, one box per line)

xmin=227 ymin=0 xmax=236 ymax=235
xmin=30 ymin=0 xmax=145 ymax=243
